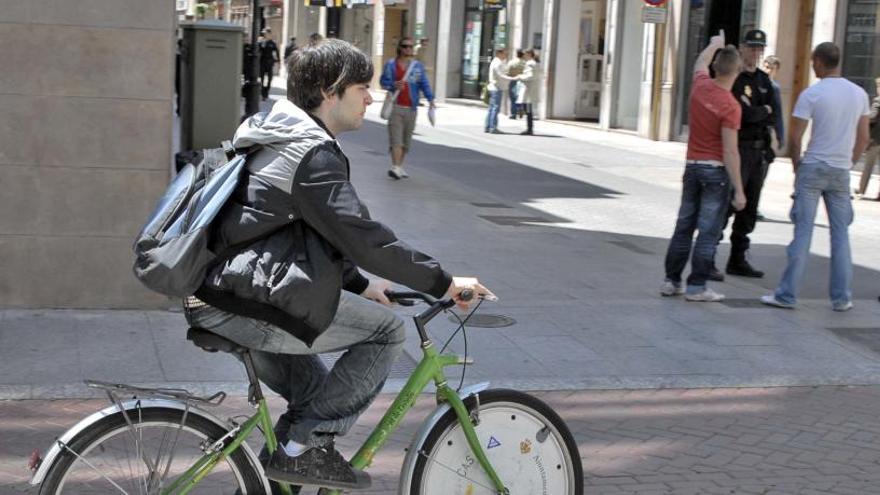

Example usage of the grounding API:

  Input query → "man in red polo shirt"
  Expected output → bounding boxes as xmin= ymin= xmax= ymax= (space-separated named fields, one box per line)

xmin=661 ymin=31 xmax=747 ymax=302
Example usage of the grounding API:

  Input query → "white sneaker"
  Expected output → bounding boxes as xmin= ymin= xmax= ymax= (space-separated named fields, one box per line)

xmin=832 ymin=301 xmax=853 ymax=312
xmin=684 ymin=288 xmax=725 ymax=302
xmin=660 ymin=281 xmax=684 ymax=297
xmin=387 ymin=166 xmax=403 ymax=180
xmin=759 ymin=294 xmax=795 ymax=309
xmin=398 ymin=168 xmax=410 ymax=178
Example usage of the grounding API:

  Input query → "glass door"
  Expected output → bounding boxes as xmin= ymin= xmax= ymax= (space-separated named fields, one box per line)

xmin=461 ymin=6 xmax=483 ymax=97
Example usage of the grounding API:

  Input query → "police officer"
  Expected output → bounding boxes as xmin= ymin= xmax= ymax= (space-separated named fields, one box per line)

xmin=712 ymin=29 xmax=776 ymax=280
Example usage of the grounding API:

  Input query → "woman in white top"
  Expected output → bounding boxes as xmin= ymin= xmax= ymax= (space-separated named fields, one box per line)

xmin=516 ymin=49 xmax=541 ymax=135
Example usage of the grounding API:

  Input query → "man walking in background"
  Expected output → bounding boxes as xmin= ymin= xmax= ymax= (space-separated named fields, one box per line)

xmin=259 ymin=28 xmax=280 ymax=100
xmin=661 ymin=31 xmax=746 ymax=302
xmin=761 ymin=43 xmax=871 ymax=312
xmin=855 ymin=77 xmax=880 ymax=200
xmin=380 ymin=37 xmax=435 ymax=179
xmin=712 ymin=30 xmax=776 ymax=281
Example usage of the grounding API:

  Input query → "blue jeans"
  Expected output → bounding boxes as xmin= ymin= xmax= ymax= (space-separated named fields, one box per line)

xmin=485 ymin=89 xmax=502 ymax=131
xmin=664 ymin=164 xmax=732 ymax=292
xmin=509 ymin=82 xmax=520 ymax=116
xmin=774 ymin=160 xmax=854 ymax=306
xmin=185 ymin=291 xmax=406 ymax=447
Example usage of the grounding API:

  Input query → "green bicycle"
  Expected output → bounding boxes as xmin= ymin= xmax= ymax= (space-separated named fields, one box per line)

xmin=30 ymin=290 xmax=583 ymax=494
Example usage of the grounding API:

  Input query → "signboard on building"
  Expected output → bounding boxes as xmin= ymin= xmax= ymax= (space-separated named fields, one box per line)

xmin=484 ymin=0 xmax=506 ymax=12
xmin=641 ymin=6 xmax=668 ymax=24
xmin=496 ymin=23 xmax=508 ymax=47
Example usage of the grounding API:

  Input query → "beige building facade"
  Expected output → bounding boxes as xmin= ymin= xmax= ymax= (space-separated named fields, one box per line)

xmin=0 ymin=1 xmax=176 ymax=308
xmin=287 ymin=0 xmax=878 ymax=145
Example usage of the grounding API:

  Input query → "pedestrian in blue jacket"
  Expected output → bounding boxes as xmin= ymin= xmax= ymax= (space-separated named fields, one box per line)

xmin=380 ymin=37 xmax=435 ymax=179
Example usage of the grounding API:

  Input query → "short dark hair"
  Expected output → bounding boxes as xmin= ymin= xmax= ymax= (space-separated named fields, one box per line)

xmin=713 ymin=45 xmax=741 ymax=77
xmin=286 ymin=38 xmax=373 ymax=112
xmin=812 ymin=42 xmax=840 ymax=69
xmin=516 ymin=49 xmax=525 ymax=58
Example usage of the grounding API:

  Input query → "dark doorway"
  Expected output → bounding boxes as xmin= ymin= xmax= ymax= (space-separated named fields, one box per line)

xmin=707 ymin=0 xmax=744 ymax=47
xmin=460 ymin=0 xmax=503 ymax=99
xmin=679 ymin=0 xmax=762 ymax=133
xmin=326 ymin=7 xmax=341 ymax=38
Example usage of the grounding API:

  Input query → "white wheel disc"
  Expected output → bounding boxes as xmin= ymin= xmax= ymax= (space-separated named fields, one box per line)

xmin=419 ymin=402 xmax=573 ymax=495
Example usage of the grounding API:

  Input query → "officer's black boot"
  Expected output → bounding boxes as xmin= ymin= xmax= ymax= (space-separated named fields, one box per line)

xmin=726 ymin=254 xmax=764 ymax=278
xmin=708 ymin=265 xmax=725 ymax=282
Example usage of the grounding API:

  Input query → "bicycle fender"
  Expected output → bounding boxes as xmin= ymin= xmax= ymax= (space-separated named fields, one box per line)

xmin=29 ymin=398 xmax=272 ymax=492
xmin=397 ymin=382 xmax=490 ymax=494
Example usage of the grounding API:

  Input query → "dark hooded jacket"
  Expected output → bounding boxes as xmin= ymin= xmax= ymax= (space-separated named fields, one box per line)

xmin=196 ymin=99 xmax=451 ymax=346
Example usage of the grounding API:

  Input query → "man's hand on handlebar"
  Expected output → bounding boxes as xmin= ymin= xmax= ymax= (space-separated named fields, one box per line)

xmin=361 ymin=278 xmax=393 ymax=306
xmin=446 ymin=276 xmax=496 ymax=311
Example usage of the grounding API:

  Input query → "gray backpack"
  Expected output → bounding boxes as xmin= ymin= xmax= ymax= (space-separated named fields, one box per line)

xmin=132 ymin=142 xmax=253 ymax=297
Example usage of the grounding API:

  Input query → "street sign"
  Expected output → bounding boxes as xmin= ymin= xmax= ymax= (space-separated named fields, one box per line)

xmin=484 ymin=0 xmax=506 ymax=12
xmin=642 ymin=6 xmax=668 ymax=24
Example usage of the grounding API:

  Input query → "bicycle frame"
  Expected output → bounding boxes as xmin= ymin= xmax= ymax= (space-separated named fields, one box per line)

xmin=161 ymin=397 xmax=294 ymax=495
xmin=168 ymin=294 xmax=506 ymax=495
xmin=324 ymin=295 xmax=508 ymax=495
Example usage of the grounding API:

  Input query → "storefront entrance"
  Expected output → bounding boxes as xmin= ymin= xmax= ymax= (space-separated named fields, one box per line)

xmin=679 ymin=0 xmax=761 ymax=134
xmin=461 ymin=0 xmax=503 ymax=99
xmin=575 ymin=0 xmax=606 ymax=120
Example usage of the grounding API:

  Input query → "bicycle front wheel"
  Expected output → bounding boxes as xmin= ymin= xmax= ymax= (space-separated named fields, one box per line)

xmin=39 ymin=406 xmax=265 ymax=495
xmin=409 ymin=389 xmax=583 ymax=495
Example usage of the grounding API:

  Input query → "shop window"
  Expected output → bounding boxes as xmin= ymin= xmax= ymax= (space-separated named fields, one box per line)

xmin=843 ymin=0 xmax=880 ymax=96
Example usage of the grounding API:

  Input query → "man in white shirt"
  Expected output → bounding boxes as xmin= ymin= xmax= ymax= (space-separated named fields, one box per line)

xmin=761 ymin=42 xmax=871 ymax=312
xmin=485 ymin=48 xmax=512 ymax=134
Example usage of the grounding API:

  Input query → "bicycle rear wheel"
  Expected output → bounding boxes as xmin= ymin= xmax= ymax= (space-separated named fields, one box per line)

xmin=409 ymin=389 xmax=583 ymax=495
xmin=39 ymin=406 xmax=265 ymax=495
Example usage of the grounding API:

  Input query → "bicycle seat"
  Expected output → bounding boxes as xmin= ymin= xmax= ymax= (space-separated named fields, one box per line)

xmin=187 ymin=327 xmax=247 ymax=355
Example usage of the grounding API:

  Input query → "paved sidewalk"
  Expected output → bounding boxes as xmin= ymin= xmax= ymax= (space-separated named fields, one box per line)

xmin=2 ymin=90 xmax=880 ymax=399
xmin=6 ymin=386 xmax=880 ymax=494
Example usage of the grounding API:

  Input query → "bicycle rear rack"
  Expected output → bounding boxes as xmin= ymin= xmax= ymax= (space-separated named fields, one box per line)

xmin=85 ymin=380 xmax=227 ymax=407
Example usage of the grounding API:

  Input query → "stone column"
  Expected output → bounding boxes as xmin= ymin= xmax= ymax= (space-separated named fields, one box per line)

xmin=372 ymin=1 xmax=386 ymax=90
xmin=0 ymin=1 xmax=175 ymax=308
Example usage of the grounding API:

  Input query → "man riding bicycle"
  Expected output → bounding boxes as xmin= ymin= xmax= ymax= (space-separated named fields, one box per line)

xmin=183 ymin=39 xmax=493 ymax=491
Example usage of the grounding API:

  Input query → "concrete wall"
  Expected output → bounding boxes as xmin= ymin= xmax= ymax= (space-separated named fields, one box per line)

xmin=0 ymin=1 xmax=175 ymax=308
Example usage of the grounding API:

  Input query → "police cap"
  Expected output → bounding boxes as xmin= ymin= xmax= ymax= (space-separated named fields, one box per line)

xmin=743 ymin=29 xmax=767 ymax=47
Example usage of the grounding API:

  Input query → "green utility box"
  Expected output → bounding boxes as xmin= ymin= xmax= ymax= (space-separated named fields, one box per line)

xmin=179 ymin=20 xmax=243 ymax=151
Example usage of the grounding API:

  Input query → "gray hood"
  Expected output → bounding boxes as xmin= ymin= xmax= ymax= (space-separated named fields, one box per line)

xmin=232 ymin=99 xmax=335 ymax=194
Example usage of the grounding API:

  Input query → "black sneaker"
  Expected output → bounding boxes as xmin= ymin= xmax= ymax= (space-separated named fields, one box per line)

xmin=708 ymin=266 xmax=725 ymax=282
xmin=265 ymin=444 xmax=371 ymax=490
xmin=726 ymin=259 xmax=764 ymax=278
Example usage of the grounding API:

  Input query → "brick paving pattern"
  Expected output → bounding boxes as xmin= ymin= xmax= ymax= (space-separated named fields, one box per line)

xmin=4 ymin=386 xmax=880 ymax=494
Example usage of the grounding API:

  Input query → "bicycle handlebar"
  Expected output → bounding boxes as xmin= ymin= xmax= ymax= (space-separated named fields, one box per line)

xmin=384 ymin=289 xmax=475 ymax=329
xmin=384 ymin=289 xmax=474 ymax=307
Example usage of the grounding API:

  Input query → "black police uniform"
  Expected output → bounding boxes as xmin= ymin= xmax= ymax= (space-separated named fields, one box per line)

xmin=259 ymin=38 xmax=280 ymax=99
xmin=719 ymin=32 xmax=776 ymax=278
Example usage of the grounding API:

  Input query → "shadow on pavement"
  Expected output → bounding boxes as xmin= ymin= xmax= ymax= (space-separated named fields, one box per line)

xmin=343 ymin=120 xmax=880 ymax=302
